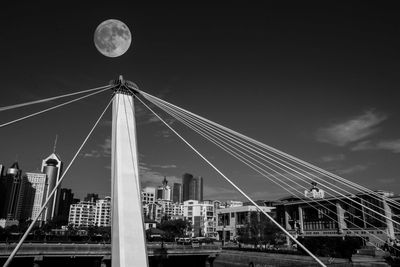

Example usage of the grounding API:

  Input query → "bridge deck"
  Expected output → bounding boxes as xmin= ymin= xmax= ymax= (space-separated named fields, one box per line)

xmin=0 ymin=243 xmax=221 ymax=258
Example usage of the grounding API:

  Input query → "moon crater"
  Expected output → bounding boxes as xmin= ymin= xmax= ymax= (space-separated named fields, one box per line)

xmin=94 ymin=19 xmax=131 ymax=57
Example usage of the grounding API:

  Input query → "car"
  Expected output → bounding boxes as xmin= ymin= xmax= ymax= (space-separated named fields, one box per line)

xmin=177 ymin=237 xmax=191 ymax=245
xmin=191 ymin=239 xmax=200 ymax=248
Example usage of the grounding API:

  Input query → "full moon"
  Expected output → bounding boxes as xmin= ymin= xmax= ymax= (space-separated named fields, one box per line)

xmin=94 ymin=19 xmax=131 ymax=57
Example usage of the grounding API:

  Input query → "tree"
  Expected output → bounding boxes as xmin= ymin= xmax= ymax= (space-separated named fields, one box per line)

xmin=158 ymin=219 xmax=191 ymax=240
xmin=237 ymin=212 xmax=283 ymax=247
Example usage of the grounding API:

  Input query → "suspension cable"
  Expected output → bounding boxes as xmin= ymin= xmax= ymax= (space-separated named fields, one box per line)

xmin=143 ymin=91 xmax=400 ymax=213
xmin=0 ymin=85 xmax=112 ymax=112
xmin=3 ymin=96 xmax=114 ymax=267
xmin=150 ymin=96 xmax=393 ymax=248
xmin=141 ymin=91 xmax=400 ymax=210
xmin=150 ymin=96 xmax=397 ymax=231
xmin=135 ymin=94 xmax=327 ymax=267
xmin=0 ymin=86 xmax=112 ymax=128
xmin=153 ymin=100 xmax=392 ymax=248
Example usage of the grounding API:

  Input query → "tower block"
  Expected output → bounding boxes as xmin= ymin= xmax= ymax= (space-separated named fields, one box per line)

xmin=111 ymin=76 xmax=148 ymax=266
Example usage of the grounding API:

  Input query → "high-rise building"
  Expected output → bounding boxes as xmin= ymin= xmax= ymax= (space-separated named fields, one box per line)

xmin=182 ymin=173 xmax=193 ymax=201
xmin=156 ymin=177 xmax=171 ymax=201
xmin=0 ymin=164 xmax=4 ymax=177
xmin=41 ymin=153 xmax=63 ymax=222
xmin=68 ymin=201 xmax=96 ymax=228
xmin=95 ymin=196 xmax=111 ymax=227
xmin=0 ymin=162 xmax=24 ymax=220
xmin=193 ymin=176 xmax=203 ymax=202
xmin=21 ymin=172 xmax=47 ymax=222
xmin=182 ymin=173 xmax=203 ymax=201
xmin=56 ymin=188 xmax=75 ymax=225
xmin=84 ymin=193 xmax=99 ymax=203
xmin=172 ymin=183 xmax=182 ymax=203
xmin=68 ymin=197 xmax=111 ymax=228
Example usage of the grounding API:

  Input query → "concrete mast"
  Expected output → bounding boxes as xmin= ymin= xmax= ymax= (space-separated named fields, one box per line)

xmin=111 ymin=76 xmax=148 ymax=267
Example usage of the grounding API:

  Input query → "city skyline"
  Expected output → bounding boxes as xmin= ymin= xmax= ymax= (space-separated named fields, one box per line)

xmin=0 ymin=3 xmax=399 ymax=203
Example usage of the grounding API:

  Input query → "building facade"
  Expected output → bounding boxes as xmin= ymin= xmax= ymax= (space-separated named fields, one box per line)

xmin=41 ymin=153 xmax=63 ymax=222
xmin=157 ymin=199 xmax=184 ymax=220
xmin=143 ymin=202 xmax=162 ymax=223
xmin=182 ymin=173 xmax=203 ymax=202
xmin=157 ymin=177 xmax=171 ymax=201
xmin=68 ymin=201 xmax=96 ymax=228
xmin=0 ymin=162 xmax=24 ymax=221
xmin=22 ymin=172 xmax=47 ymax=222
xmin=142 ymin=187 xmax=156 ymax=204
xmin=172 ymin=183 xmax=182 ymax=203
xmin=275 ymin=190 xmax=400 ymax=247
xmin=216 ymin=205 xmax=275 ymax=241
xmin=95 ymin=196 xmax=111 ymax=227
xmin=56 ymin=188 xmax=75 ymax=225
xmin=68 ymin=197 xmax=112 ymax=228
xmin=183 ymin=200 xmax=216 ymax=238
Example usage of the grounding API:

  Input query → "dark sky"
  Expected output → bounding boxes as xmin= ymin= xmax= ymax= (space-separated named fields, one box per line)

xmin=0 ymin=3 xmax=399 ymax=201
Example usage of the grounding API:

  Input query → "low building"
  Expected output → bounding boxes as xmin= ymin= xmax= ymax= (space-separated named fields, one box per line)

xmin=183 ymin=200 xmax=216 ymax=238
xmin=143 ymin=202 xmax=162 ymax=223
xmin=216 ymin=205 xmax=275 ymax=241
xmin=158 ymin=199 xmax=184 ymax=220
xmin=142 ymin=187 xmax=156 ymax=204
xmin=144 ymin=218 xmax=158 ymax=230
xmin=274 ymin=190 xmax=400 ymax=247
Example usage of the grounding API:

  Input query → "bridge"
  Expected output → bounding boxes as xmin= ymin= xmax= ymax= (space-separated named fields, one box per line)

xmin=1 ymin=75 xmax=399 ymax=267
xmin=0 ymin=243 xmax=220 ymax=266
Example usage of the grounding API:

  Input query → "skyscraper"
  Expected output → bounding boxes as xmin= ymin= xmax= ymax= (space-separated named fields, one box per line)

xmin=0 ymin=162 xmax=23 ymax=220
xmin=0 ymin=164 xmax=4 ymax=177
xmin=182 ymin=173 xmax=193 ymax=201
xmin=41 ymin=153 xmax=63 ymax=222
xmin=182 ymin=173 xmax=204 ymax=202
xmin=56 ymin=188 xmax=75 ymax=225
xmin=156 ymin=177 xmax=171 ymax=201
xmin=193 ymin=176 xmax=203 ymax=202
xmin=172 ymin=183 xmax=182 ymax=203
xmin=21 ymin=172 xmax=47 ymax=222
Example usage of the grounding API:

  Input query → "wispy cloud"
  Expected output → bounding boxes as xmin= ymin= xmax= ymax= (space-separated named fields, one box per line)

xmin=335 ymin=164 xmax=369 ymax=175
xmin=139 ymin=164 xmax=180 ymax=187
xmin=316 ymin=110 xmax=387 ymax=146
xmin=376 ymin=139 xmax=400 ymax=153
xmin=149 ymin=164 xmax=177 ymax=169
xmin=352 ymin=139 xmax=400 ymax=153
xmin=203 ymin=185 xmax=239 ymax=200
xmin=377 ymin=178 xmax=396 ymax=184
xmin=82 ymin=137 xmax=111 ymax=158
xmin=320 ymin=154 xmax=346 ymax=163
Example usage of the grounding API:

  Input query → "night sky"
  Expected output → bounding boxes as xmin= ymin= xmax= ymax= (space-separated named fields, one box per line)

xmin=0 ymin=3 xmax=399 ymax=201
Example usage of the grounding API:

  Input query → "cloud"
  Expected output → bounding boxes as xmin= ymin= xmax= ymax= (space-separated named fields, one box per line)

xmin=335 ymin=164 xmax=368 ymax=175
xmin=139 ymin=165 xmax=180 ymax=187
xmin=150 ymin=164 xmax=177 ymax=169
xmin=203 ymin=185 xmax=239 ymax=200
xmin=320 ymin=154 xmax=346 ymax=163
xmin=377 ymin=178 xmax=396 ymax=184
xmin=376 ymin=139 xmax=400 ymax=153
xmin=316 ymin=110 xmax=387 ymax=146
xmin=352 ymin=139 xmax=400 ymax=153
xmin=82 ymin=137 xmax=111 ymax=158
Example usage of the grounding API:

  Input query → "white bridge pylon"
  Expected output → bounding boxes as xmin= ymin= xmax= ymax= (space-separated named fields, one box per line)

xmin=111 ymin=76 xmax=148 ymax=267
